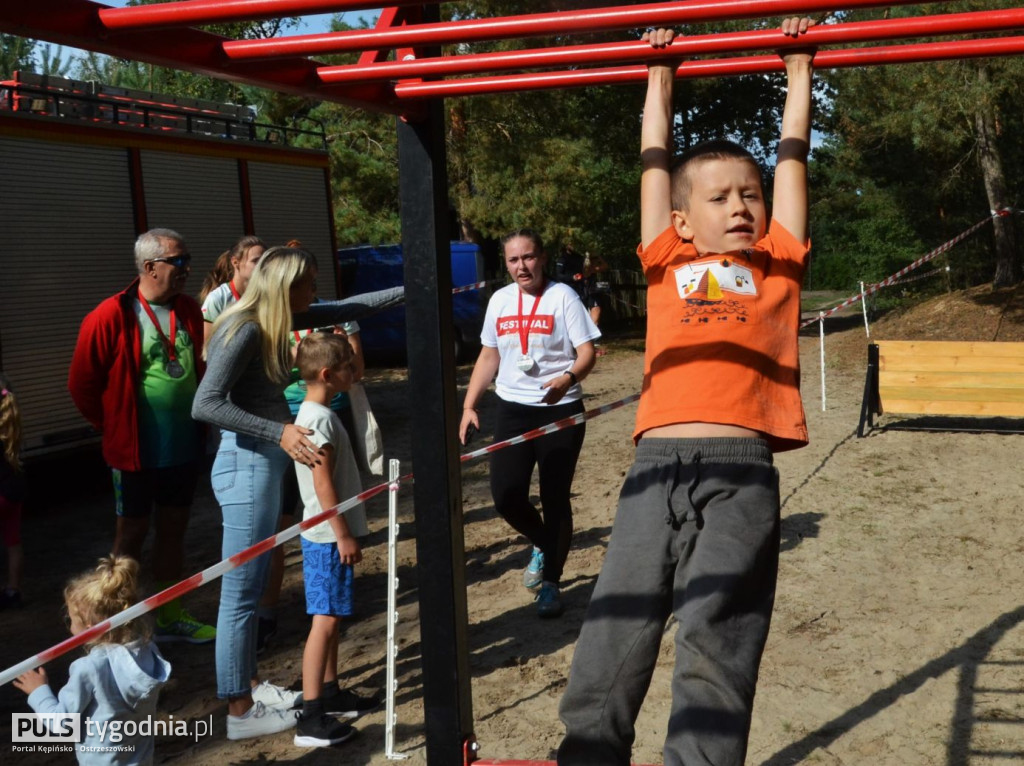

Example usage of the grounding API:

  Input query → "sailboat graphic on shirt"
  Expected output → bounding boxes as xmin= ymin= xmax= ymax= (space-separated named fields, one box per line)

xmin=675 ymin=258 xmax=756 ymax=300
xmin=673 ymin=257 xmax=755 ymax=324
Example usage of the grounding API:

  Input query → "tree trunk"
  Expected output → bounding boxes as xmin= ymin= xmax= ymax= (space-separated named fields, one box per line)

xmin=974 ymin=64 xmax=1019 ymax=287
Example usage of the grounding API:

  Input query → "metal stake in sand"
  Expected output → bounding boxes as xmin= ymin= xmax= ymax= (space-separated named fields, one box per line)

xmin=385 ymin=458 xmax=408 ymax=760
xmin=860 ymin=281 xmax=871 ymax=338
xmin=819 ymin=311 xmax=827 ymax=412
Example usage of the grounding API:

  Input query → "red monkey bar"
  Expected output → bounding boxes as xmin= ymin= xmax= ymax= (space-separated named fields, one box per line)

xmin=391 ymin=34 xmax=1024 ymax=99
xmin=4 ymin=1 xmax=1024 ymax=113
xmin=315 ymin=7 xmax=1024 ymax=85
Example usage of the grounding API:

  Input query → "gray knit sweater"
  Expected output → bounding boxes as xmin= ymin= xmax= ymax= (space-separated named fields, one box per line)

xmin=192 ymin=288 xmax=403 ymax=442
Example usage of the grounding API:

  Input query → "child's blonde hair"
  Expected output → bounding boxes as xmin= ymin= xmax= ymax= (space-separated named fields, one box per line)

xmin=296 ymin=332 xmax=354 ymax=384
xmin=65 ymin=555 xmax=149 ymax=647
xmin=0 ymin=374 xmax=22 ymax=472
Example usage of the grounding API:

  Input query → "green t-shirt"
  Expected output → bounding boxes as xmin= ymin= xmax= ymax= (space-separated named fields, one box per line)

xmin=134 ymin=300 xmax=202 ymax=468
xmin=283 ymin=323 xmax=358 ymax=416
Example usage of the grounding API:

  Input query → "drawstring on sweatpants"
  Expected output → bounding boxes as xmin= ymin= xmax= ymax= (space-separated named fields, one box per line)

xmin=665 ymin=451 xmax=702 ymax=529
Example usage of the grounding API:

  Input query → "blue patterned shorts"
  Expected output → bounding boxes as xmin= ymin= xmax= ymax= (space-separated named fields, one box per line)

xmin=300 ymin=537 xmax=355 ymax=616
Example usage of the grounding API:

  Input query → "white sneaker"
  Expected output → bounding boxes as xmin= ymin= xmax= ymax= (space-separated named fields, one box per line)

xmin=251 ymin=680 xmax=300 ymax=711
xmin=226 ymin=700 xmax=297 ymax=740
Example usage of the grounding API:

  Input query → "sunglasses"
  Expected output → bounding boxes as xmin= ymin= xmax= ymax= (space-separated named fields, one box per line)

xmin=148 ymin=253 xmax=192 ymax=268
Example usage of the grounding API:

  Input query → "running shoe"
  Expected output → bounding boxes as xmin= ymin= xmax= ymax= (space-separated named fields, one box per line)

xmin=294 ymin=685 xmax=382 ymax=719
xmin=294 ymin=712 xmax=356 ymax=748
xmin=251 ymin=680 xmax=301 ymax=711
xmin=226 ymin=701 xmax=297 ymax=741
xmin=535 ymin=581 xmax=564 ymax=618
xmin=155 ymin=609 xmax=216 ymax=644
xmin=523 ymin=547 xmax=544 ymax=590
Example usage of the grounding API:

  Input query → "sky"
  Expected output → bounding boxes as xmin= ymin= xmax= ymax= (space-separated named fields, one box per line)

xmin=101 ymin=1 xmax=376 ymax=35
xmin=46 ymin=2 xmax=380 ymax=73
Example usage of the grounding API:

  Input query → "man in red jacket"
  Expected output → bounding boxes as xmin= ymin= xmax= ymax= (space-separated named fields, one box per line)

xmin=69 ymin=228 xmax=214 ymax=644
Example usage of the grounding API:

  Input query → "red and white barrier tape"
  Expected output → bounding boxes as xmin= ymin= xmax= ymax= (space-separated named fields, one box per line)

xmin=459 ymin=393 xmax=640 ymax=463
xmin=0 ymin=480 xmax=394 ymax=687
xmin=881 ymin=266 xmax=946 ymax=288
xmin=799 ymin=210 xmax=1005 ymax=329
xmin=0 ymin=391 xmax=640 ymax=687
xmin=452 ymin=279 xmax=503 ymax=295
xmin=452 ymin=280 xmax=486 ymax=295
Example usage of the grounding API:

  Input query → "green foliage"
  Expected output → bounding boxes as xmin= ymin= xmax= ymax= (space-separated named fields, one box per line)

xmin=447 ymin=84 xmax=641 ymax=264
xmin=6 ymin=0 xmax=1022 ymax=284
xmin=75 ymin=0 xmax=300 ymax=103
xmin=36 ymin=45 xmax=73 ymax=77
xmin=443 ymin=7 xmax=827 ymax=267
xmin=303 ymin=16 xmax=401 ymax=246
xmin=1 ymin=35 xmax=73 ymax=78
xmin=809 ymin=1 xmax=1024 ymax=288
xmin=317 ymin=101 xmax=402 ymax=245
xmin=808 ymin=141 xmax=925 ymax=290
xmin=0 ymin=35 xmax=40 ymax=79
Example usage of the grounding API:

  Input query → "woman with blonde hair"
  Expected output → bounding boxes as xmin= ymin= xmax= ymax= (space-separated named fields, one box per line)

xmin=192 ymin=245 xmax=401 ymax=740
xmin=14 ymin=555 xmax=171 ymax=765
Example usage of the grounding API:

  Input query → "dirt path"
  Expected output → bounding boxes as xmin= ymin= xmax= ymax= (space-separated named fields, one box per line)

xmin=3 ymin=315 xmax=1023 ymax=765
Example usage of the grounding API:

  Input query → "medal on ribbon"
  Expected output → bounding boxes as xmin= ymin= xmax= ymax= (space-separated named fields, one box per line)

xmin=515 ymin=285 xmax=545 ymax=373
xmin=139 ymin=294 xmax=186 ymax=379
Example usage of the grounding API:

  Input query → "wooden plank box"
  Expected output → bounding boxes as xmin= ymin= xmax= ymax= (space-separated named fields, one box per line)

xmin=857 ymin=340 xmax=1024 ymax=436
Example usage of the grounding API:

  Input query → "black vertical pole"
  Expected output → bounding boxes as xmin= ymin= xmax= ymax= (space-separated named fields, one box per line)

xmin=395 ymin=28 xmax=474 ymax=766
xmin=857 ymin=343 xmax=879 ymax=437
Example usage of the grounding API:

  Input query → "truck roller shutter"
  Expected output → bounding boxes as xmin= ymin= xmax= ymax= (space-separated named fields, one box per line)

xmin=248 ymin=162 xmax=337 ymax=299
xmin=0 ymin=136 xmax=137 ymax=455
xmin=140 ymin=150 xmax=245 ymax=284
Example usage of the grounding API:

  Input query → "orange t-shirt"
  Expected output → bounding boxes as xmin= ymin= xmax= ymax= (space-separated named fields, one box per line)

xmin=634 ymin=220 xmax=810 ymax=452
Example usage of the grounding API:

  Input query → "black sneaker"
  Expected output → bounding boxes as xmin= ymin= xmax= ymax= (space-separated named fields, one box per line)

xmin=293 ymin=713 xmax=356 ymax=748
xmin=295 ymin=687 xmax=383 ymax=719
xmin=256 ymin=616 xmax=277 ymax=655
xmin=326 ymin=688 xmax=382 ymax=719
xmin=0 ymin=589 xmax=22 ymax=610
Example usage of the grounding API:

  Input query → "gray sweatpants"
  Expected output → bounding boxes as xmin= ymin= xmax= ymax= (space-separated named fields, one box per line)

xmin=558 ymin=438 xmax=780 ymax=766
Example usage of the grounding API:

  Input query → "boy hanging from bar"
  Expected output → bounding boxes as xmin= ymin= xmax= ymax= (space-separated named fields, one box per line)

xmin=557 ymin=17 xmax=816 ymax=766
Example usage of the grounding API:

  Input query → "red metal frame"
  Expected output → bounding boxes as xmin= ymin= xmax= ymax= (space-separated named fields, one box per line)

xmin=392 ymin=34 xmax=1024 ymax=100
xmin=98 ymin=0 xmax=420 ymax=31
xmin=317 ymin=7 xmax=1024 ymax=85
xmin=0 ymin=0 xmax=408 ymax=114
xmin=3 ymin=1 xmax=1024 ymax=116
xmin=223 ymin=0 xmax=936 ymax=59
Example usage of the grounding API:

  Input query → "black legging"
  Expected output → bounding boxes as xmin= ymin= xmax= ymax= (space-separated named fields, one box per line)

xmin=489 ymin=397 xmax=586 ymax=586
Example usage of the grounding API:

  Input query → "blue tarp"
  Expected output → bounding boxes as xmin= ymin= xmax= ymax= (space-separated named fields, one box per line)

xmin=337 ymin=241 xmax=486 ymax=360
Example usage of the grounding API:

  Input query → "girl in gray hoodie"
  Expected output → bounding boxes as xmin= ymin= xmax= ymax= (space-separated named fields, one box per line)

xmin=15 ymin=556 xmax=171 ymax=765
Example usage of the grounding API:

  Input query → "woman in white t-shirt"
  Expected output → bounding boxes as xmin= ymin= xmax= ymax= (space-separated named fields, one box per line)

xmin=200 ymin=235 xmax=266 ymax=343
xmin=459 ymin=229 xmax=600 ymax=618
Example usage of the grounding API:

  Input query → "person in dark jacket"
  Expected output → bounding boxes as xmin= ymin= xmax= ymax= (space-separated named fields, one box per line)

xmin=68 ymin=228 xmax=214 ymax=645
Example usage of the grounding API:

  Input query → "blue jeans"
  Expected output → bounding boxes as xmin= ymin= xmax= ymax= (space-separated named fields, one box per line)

xmin=212 ymin=430 xmax=289 ymax=699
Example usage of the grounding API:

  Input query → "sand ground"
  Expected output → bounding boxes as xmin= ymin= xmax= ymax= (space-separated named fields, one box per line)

xmin=3 ymin=288 xmax=1024 ymax=765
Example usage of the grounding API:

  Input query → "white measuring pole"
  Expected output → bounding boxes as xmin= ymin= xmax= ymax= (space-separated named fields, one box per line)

xmin=819 ymin=312 xmax=827 ymax=411
xmin=860 ymin=281 xmax=871 ymax=338
xmin=385 ymin=459 xmax=408 ymax=760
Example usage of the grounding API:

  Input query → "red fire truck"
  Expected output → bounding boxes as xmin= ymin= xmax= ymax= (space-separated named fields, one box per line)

xmin=0 ymin=72 xmax=338 ymax=458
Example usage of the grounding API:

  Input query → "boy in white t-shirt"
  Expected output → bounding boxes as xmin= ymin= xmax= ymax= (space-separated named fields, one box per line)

xmin=292 ymin=332 xmax=380 ymax=748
